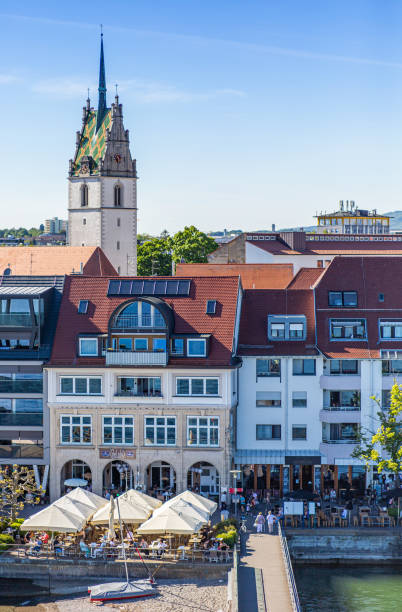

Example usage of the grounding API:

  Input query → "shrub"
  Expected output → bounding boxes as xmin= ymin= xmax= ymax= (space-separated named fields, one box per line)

xmin=213 ymin=518 xmax=238 ymax=534
xmin=216 ymin=529 xmax=237 ymax=548
xmin=388 ymin=507 xmax=398 ymax=519
xmin=0 ymin=535 xmax=14 ymax=544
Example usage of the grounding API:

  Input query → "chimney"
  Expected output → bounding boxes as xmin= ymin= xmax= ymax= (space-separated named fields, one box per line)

xmin=279 ymin=230 xmax=306 ymax=251
xmin=80 ymin=262 xmax=84 ymax=274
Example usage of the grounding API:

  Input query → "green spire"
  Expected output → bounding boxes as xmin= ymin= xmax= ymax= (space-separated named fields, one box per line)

xmin=96 ymin=32 xmax=107 ymax=132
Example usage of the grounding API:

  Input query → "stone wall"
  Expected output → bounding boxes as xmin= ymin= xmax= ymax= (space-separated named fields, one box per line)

xmin=286 ymin=529 xmax=402 ymax=564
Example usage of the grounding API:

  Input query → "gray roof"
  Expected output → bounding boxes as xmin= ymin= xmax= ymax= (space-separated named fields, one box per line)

xmin=0 ymin=286 xmax=52 ymax=297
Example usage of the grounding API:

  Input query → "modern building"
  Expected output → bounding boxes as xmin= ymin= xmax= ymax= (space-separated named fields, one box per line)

xmin=0 ymin=275 xmax=65 ymax=493
xmin=44 ymin=218 xmax=68 ymax=235
xmin=208 ymin=230 xmax=402 ymax=274
xmin=46 ymin=275 xmax=242 ymax=501
xmin=234 ymin=256 xmax=402 ymax=497
xmin=68 ymin=35 xmax=138 ymax=276
xmin=315 ymin=201 xmax=391 ymax=234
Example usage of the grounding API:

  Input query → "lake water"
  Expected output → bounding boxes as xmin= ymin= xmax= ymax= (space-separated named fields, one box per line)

xmin=294 ymin=565 xmax=402 ymax=612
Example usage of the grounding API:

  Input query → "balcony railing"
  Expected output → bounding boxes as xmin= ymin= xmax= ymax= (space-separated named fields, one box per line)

xmin=0 ymin=380 xmax=43 ymax=393
xmin=106 ymin=351 xmax=168 ymax=367
xmin=0 ymin=313 xmax=34 ymax=326
xmin=115 ymin=391 xmax=162 ymax=398
xmin=113 ymin=315 xmax=166 ymax=329
xmin=0 ymin=414 xmax=43 ymax=427
xmin=0 ymin=444 xmax=44 ymax=458
xmin=322 ymin=438 xmax=358 ymax=444
xmin=323 ymin=405 xmax=361 ymax=411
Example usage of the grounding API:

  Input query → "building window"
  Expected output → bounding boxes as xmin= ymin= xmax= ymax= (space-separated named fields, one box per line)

xmin=0 ymin=397 xmax=43 ymax=427
xmin=117 ymin=218 xmax=121 ymax=227
xmin=153 ymin=338 xmax=166 ymax=352
xmin=268 ymin=316 xmax=306 ymax=341
xmin=292 ymin=391 xmax=307 ymax=407
xmin=144 ymin=416 xmax=176 ymax=446
xmin=256 ymin=359 xmax=280 ymax=377
xmin=83 ymin=218 xmax=86 ymax=225
xmin=117 ymin=377 xmax=161 ymax=397
xmin=114 ymin=184 xmax=122 ymax=207
xmin=187 ymin=339 xmax=206 ymax=357
xmin=256 ymin=424 xmax=281 ymax=440
xmin=206 ymin=300 xmax=217 ymax=315
xmin=382 ymin=360 xmax=402 ymax=375
xmin=187 ymin=416 xmax=219 ymax=446
xmin=81 ymin=184 xmax=88 ymax=207
xmin=329 ymin=319 xmax=367 ymax=340
xmin=171 ymin=338 xmax=184 ymax=355
xmin=0 ymin=373 xmax=43 ymax=393
xmin=382 ymin=390 xmax=391 ymax=410
xmin=256 ymin=392 xmax=281 ymax=407
xmin=102 ymin=416 xmax=134 ymax=445
xmin=78 ymin=300 xmax=89 ymax=314
xmin=114 ymin=301 xmax=167 ymax=329
xmin=134 ymin=338 xmax=148 ymax=351
xmin=293 ymin=359 xmax=316 ymax=375
xmin=329 ymin=359 xmax=358 ymax=374
xmin=176 ymin=377 xmax=219 ymax=396
xmin=292 ymin=425 xmax=307 ymax=440
xmin=117 ymin=241 xmax=120 ymax=250
xmin=328 ymin=291 xmax=358 ymax=307
xmin=61 ymin=415 xmax=92 ymax=444
xmin=322 ymin=423 xmax=358 ymax=443
xmin=60 ymin=377 xmax=102 ymax=395
xmin=379 ymin=321 xmax=402 ymax=339
xmin=79 ymin=337 xmax=98 ymax=356
xmin=328 ymin=390 xmax=360 ymax=409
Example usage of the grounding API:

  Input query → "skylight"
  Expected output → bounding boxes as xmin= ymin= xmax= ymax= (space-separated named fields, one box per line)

xmin=206 ymin=300 xmax=217 ymax=315
xmin=78 ymin=300 xmax=89 ymax=314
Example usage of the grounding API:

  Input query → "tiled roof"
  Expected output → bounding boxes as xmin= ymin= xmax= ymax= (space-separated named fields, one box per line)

xmin=72 ymin=109 xmax=112 ymax=176
xmin=238 ymin=289 xmax=317 ymax=356
xmin=0 ymin=247 xmax=116 ymax=277
xmin=315 ymin=256 xmax=402 ymax=358
xmin=175 ymin=263 xmax=294 ymax=289
xmin=48 ymin=275 xmax=240 ymax=367
xmin=286 ymin=268 xmax=325 ymax=289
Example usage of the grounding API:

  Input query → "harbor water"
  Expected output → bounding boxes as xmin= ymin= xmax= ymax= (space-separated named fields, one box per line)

xmin=294 ymin=565 xmax=402 ymax=612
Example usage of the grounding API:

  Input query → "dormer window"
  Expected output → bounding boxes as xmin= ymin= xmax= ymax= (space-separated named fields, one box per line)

xmin=268 ymin=315 xmax=306 ymax=341
xmin=187 ymin=338 xmax=206 ymax=357
xmin=330 ymin=318 xmax=367 ymax=340
xmin=328 ymin=291 xmax=357 ymax=307
xmin=114 ymin=301 xmax=167 ymax=329
xmin=379 ymin=320 xmax=402 ymax=339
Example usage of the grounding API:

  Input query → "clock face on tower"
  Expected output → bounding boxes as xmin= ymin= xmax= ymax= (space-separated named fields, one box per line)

xmin=114 ymin=154 xmax=122 ymax=164
xmin=80 ymin=162 xmax=90 ymax=175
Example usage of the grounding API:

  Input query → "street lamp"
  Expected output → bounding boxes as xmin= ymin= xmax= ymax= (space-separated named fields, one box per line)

xmin=229 ymin=469 xmax=242 ymax=517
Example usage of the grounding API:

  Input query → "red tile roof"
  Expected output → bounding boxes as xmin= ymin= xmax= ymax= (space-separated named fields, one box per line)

xmin=314 ymin=256 xmax=402 ymax=358
xmin=238 ymin=289 xmax=317 ymax=356
xmin=0 ymin=246 xmax=117 ymax=276
xmin=49 ymin=275 xmax=240 ymax=367
xmin=286 ymin=268 xmax=325 ymax=289
xmin=176 ymin=263 xmax=294 ymax=289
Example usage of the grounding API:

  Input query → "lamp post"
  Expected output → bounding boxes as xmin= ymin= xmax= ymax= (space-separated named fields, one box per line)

xmin=230 ymin=469 xmax=241 ymax=517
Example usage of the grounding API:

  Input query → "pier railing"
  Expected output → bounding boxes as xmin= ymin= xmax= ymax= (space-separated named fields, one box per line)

xmin=278 ymin=523 xmax=301 ymax=612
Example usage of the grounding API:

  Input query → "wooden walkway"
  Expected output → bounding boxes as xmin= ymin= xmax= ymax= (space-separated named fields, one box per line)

xmin=238 ymin=531 xmax=293 ymax=612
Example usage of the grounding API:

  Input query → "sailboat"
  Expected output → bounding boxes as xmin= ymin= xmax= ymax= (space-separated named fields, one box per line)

xmin=88 ymin=496 xmax=158 ymax=602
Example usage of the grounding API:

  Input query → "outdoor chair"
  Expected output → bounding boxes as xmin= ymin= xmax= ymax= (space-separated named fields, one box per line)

xmin=208 ymin=550 xmax=219 ymax=563
xmin=360 ymin=515 xmax=370 ymax=527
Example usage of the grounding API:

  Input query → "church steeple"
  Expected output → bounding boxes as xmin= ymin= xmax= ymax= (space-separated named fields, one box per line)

xmin=96 ymin=31 xmax=107 ymax=133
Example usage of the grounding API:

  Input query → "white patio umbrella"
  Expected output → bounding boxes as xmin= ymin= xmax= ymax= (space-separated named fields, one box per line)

xmin=137 ymin=507 xmax=203 ymax=535
xmin=20 ymin=504 xmax=85 ymax=533
xmin=54 ymin=496 xmax=96 ymax=521
xmin=107 ymin=495 xmax=116 ymax=540
xmin=163 ymin=490 xmax=217 ymax=516
xmin=64 ymin=478 xmax=88 ymax=488
xmin=120 ymin=489 xmax=162 ymax=511
xmin=64 ymin=487 xmax=107 ymax=511
xmin=153 ymin=499 xmax=209 ymax=523
xmin=91 ymin=496 xmax=149 ymax=525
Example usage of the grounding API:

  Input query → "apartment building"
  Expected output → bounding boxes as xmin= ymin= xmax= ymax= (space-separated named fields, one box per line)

xmin=46 ymin=275 xmax=242 ymax=501
xmin=234 ymin=256 xmax=402 ymax=496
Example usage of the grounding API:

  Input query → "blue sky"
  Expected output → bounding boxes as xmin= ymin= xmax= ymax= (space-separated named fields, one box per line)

xmin=2 ymin=1 xmax=402 ymax=233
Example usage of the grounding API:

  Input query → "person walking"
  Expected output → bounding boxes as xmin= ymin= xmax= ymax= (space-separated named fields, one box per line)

xmin=255 ymin=512 xmax=265 ymax=533
xmin=267 ymin=511 xmax=276 ymax=534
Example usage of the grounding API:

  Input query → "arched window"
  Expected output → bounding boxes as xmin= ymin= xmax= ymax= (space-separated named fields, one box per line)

xmin=114 ymin=184 xmax=122 ymax=207
xmin=114 ymin=301 xmax=166 ymax=329
xmin=81 ymin=184 xmax=88 ymax=207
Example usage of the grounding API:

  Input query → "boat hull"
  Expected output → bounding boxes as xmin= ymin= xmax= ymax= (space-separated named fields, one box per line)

xmin=88 ymin=580 xmax=157 ymax=602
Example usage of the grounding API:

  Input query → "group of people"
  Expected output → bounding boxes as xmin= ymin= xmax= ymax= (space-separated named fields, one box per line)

xmin=24 ymin=531 xmax=50 ymax=556
xmin=254 ymin=510 xmax=281 ymax=534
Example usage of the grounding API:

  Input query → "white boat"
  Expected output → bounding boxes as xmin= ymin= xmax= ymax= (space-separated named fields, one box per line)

xmin=88 ymin=579 xmax=156 ymax=602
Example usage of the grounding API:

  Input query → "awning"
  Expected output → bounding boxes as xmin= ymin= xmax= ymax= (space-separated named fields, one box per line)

xmin=0 ymin=286 xmax=52 ymax=297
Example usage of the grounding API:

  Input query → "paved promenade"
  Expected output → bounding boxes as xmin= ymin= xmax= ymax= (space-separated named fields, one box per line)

xmin=238 ymin=529 xmax=293 ymax=612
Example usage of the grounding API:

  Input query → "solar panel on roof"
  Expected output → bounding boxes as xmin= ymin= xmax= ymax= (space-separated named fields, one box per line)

xmin=107 ymin=279 xmax=191 ymax=297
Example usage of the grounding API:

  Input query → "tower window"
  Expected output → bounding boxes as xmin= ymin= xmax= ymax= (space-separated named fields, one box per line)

xmin=114 ymin=184 xmax=122 ymax=207
xmin=81 ymin=184 xmax=88 ymax=207
xmin=117 ymin=241 xmax=120 ymax=250
xmin=117 ymin=218 xmax=121 ymax=227
xmin=83 ymin=218 xmax=86 ymax=225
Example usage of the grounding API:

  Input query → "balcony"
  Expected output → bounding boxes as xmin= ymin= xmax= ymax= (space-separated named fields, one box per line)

xmin=320 ymin=375 xmax=361 ymax=390
xmin=0 ymin=444 xmax=43 ymax=458
xmin=0 ymin=313 xmax=33 ymax=327
xmin=115 ymin=391 xmax=162 ymax=398
xmin=319 ymin=441 xmax=357 ymax=462
xmin=113 ymin=314 xmax=166 ymax=330
xmin=320 ymin=408 xmax=361 ymax=423
xmin=106 ymin=350 xmax=168 ymax=367
xmin=0 ymin=380 xmax=43 ymax=394
xmin=0 ymin=414 xmax=43 ymax=427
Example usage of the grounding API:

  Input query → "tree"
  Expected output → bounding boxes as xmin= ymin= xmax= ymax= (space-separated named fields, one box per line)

xmin=0 ymin=464 xmax=41 ymax=522
xmin=352 ymin=382 xmax=402 ymax=488
xmin=171 ymin=225 xmax=217 ymax=264
xmin=137 ymin=237 xmax=172 ymax=276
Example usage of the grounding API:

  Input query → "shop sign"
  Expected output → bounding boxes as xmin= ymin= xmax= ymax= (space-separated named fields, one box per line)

xmin=99 ymin=448 xmax=136 ymax=459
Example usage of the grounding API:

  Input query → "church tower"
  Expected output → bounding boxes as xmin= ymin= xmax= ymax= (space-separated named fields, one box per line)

xmin=68 ymin=34 xmax=137 ymax=275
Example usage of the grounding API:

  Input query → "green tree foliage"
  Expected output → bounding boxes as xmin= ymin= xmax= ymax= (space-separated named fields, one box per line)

xmin=0 ymin=465 xmax=41 ymax=522
xmin=352 ymin=382 xmax=402 ymax=487
xmin=137 ymin=237 xmax=172 ymax=276
xmin=171 ymin=225 xmax=217 ymax=264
